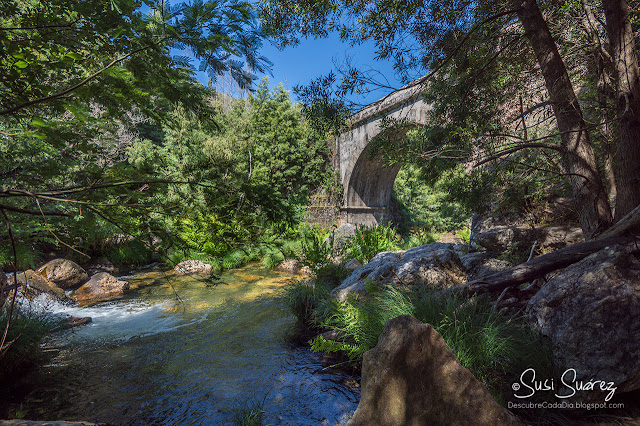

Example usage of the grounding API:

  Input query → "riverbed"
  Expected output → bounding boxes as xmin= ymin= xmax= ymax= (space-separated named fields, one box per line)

xmin=18 ymin=264 xmax=359 ymax=425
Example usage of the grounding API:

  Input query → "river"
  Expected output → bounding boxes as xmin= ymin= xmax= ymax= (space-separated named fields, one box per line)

xmin=18 ymin=263 xmax=359 ymax=425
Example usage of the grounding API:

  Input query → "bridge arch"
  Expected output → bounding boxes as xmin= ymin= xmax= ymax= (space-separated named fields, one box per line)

xmin=337 ymin=79 xmax=431 ymax=225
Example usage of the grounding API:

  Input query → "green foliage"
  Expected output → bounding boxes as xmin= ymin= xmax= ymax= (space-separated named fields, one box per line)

xmin=315 ymin=263 xmax=351 ymax=289
xmin=222 ymin=249 xmax=248 ymax=270
xmin=345 ymin=223 xmax=400 ymax=264
xmin=104 ymin=239 xmax=154 ymax=267
xmin=299 ymin=225 xmax=333 ymax=272
xmin=0 ymin=308 xmax=55 ymax=381
xmin=0 ymin=242 xmax=41 ymax=271
xmin=399 ymin=227 xmax=437 ymax=250
xmin=230 ymin=397 xmax=266 ymax=426
xmin=393 ymin=165 xmax=472 ymax=233
xmin=309 ymin=285 xmax=555 ymax=400
xmin=282 ymin=280 xmax=331 ymax=328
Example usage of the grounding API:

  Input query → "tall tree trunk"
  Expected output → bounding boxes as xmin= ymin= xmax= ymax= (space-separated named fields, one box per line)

xmin=513 ymin=0 xmax=612 ymax=239
xmin=581 ymin=0 xmax=617 ymax=208
xmin=603 ymin=0 xmax=640 ymax=221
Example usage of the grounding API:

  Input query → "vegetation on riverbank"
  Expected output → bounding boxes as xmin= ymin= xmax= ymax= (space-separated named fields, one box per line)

xmin=284 ymin=260 xmax=555 ymax=408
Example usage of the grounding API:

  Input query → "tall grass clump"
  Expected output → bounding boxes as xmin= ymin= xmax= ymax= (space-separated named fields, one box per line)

xmin=345 ymin=223 xmax=400 ymax=264
xmin=282 ymin=279 xmax=332 ymax=328
xmin=299 ymin=225 xmax=333 ymax=272
xmin=310 ymin=285 xmax=554 ymax=399
xmin=230 ymin=397 xmax=266 ymax=426
xmin=0 ymin=308 xmax=54 ymax=382
xmin=222 ymin=249 xmax=248 ymax=270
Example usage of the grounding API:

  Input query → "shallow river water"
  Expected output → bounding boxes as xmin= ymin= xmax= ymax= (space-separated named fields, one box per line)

xmin=21 ymin=264 xmax=359 ymax=425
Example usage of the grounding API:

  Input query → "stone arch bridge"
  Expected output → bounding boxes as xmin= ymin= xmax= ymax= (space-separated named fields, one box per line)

xmin=336 ymin=77 xmax=431 ymax=226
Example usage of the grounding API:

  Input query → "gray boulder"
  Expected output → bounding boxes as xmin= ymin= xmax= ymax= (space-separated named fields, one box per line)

xmin=332 ymin=243 xmax=465 ymax=301
xmin=326 ymin=223 xmax=357 ymax=253
xmin=174 ymin=259 xmax=213 ymax=275
xmin=37 ymin=259 xmax=89 ymax=290
xmin=472 ymin=225 xmax=583 ymax=254
xmin=73 ymin=272 xmax=129 ymax=304
xmin=348 ymin=315 xmax=520 ymax=425
xmin=527 ymin=244 xmax=640 ymax=398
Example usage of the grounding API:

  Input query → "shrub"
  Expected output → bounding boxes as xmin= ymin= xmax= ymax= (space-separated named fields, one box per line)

xmin=262 ymin=250 xmax=285 ymax=269
xmin=345 ymin=223 xmax=400 ymax=264
xmin=299 ymin=225 xmax=333 ymax=272
xmin=104 ymin=239 xmax=154 ymax=267
xmin=282 ymin=280 xmax=331 ymax=328
xmin=309 ymin=285 xmax=554 ymax=400
xmin=0 ymin=308 xmax=54 ymax=382
xmin=315 ymin=263 xmax=351 ymax=289
xmin=222 ymin=249 xmax=248 ymax=270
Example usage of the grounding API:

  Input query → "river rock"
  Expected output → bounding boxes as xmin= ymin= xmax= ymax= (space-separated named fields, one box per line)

xmin=527 ymin=244 xmax=640 ymax=398
xmin=332 ymin=243 xmax=465 ymax=301
xmin=174 ymin=259 xmax=213 ymax=275
xmin=37 ymin=259 xmax=89 ymax=290
xmin=10 ymin=269 xmax=67 ymax=300
xmin=348 ymin=315 xmax=520 ymax=425
xmin=73 ymin=272 xmax=129 ymax=304
xmin=85 ymin=257 xmax=116 ymax=276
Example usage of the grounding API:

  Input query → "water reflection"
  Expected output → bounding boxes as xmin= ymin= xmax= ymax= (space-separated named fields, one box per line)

xmin=24 ymin=264 xmax=359 ymax=425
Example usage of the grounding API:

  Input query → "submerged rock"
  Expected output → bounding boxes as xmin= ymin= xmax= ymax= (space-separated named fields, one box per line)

xmin=174 ymin=259 xmax=213 ymax=275
xmin=73 ymin=272 xmax=129 ymax=304
xmin=59 ymin=316 xmax=92 ymax=329
xmin=332 ymin=243 xmax=465 ymax=301
xmin=37 ymin=259 xmax=89 ymax=290
xmin=348 ymin=315 xmax=520 ymax=425
xmin=10 ymin=269 xmax=67 ymax=300
xmin=527 ymin=244 xmax=640 ymax=398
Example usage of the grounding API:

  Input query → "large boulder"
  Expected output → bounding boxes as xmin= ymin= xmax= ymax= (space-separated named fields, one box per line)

xmin=527 ymin=244 xmax=640 ymax=398
xmin=472 ymin=225 xmax=583 ymax=254
xmin=11 ymin=269 xmax=67 ymax=300
xmin=37 ymin=259 xmax=88 ymax=290
xmin=174 ymin=259 xmax=212 ymax=275
xmin=73 ymin=272 xmax=129 ymax=304
xmin=348 ymin=315 xmax=520 ymax=426
xmin=332 ymin=243 xmax=465 ymax=301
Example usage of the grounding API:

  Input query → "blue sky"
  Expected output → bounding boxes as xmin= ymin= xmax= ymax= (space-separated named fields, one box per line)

xmin=254 ymin=33 xmax=405 ymax=106
xmin=196 ymin=32 xmax=407 ymax=107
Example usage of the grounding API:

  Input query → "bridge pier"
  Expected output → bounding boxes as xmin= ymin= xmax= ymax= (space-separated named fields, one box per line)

xmin=340 ymin=206 xmax=390 ymax=227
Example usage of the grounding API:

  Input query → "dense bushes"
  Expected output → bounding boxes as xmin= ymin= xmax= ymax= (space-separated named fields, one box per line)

xmin=284 ymin=268 xmax=555 ymax=404
xmin=0 ymin=308 xmax=54 ymax=382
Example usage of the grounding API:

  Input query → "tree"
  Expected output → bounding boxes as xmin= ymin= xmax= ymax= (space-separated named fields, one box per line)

xmin=259 ymin=0 xmax=640 ymax=239
xmin=0 ymin=0 xmax=270 ymax=256
xmin=603 ymin=0 xmax=640 ymax=221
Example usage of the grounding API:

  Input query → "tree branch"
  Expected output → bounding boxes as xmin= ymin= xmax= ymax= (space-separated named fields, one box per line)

xmin=1 ymin=45 xmax=151 ymax=116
